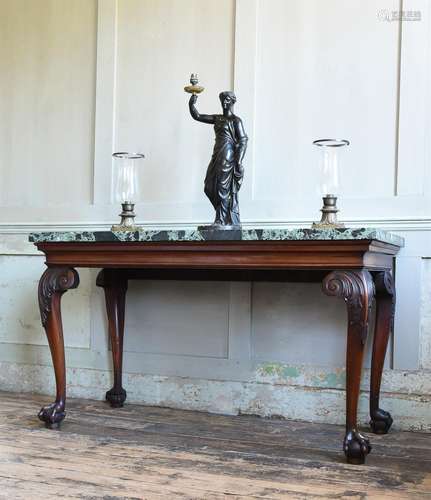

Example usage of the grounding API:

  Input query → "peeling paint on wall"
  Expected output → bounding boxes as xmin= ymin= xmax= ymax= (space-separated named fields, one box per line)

xmin=258 ymin=363 xmax=300 ymax=379
xmin=0 ymin=361 xmax=430 ymax=432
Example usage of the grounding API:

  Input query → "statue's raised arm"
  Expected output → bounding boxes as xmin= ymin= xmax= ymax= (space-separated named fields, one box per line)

xmin=188 ymin=94 xmax=215 ymax=125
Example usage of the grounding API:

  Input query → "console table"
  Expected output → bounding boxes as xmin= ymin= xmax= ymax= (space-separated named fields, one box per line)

xmin=30 ymin=227 xmax=404 ymax=464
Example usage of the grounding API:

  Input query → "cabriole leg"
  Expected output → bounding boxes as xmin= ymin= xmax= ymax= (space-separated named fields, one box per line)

xmin=96 ymin=269 xmax=128 ymax=407
xmin=38 ymin=267 xmax=79 ymax=428
xmin=323 ymin=269 xmax=375 ymax=464
xmin=370 ymin=271 xmax=395 ymax=434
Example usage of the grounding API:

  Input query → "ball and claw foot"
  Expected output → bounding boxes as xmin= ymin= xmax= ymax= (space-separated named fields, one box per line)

xmin=38 ymin=401 xmax=65 ymax=429
xmin=106 ymin=387 xmax=127 ymax=408
xmin=343 ymin=429 xmax=372 ymax=464
xmin=370 ymin=408 xmax=393 ymax=434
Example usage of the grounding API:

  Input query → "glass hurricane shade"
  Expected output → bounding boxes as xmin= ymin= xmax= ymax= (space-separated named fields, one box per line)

xmin=112 ymin=152 xmax=144 ymax=203
xmin=313 ymin=139 xmax=349 ymax=196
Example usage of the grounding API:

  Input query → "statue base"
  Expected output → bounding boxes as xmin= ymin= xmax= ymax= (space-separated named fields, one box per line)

xmin=198 ymin=224 xmax=241 ymax=231
xmin=197 ymin=224 xmax=242 ymax=240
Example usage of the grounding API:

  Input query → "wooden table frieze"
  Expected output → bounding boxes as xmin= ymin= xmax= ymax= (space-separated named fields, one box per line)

xmin=30 ymin=227 xmax=404 ymax=464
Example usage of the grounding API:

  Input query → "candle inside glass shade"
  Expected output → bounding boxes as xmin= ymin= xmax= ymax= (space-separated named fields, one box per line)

xmin=111 ymin=152 xmax=145 ymax=232
xmin=112 ymin=152 xmax=144 ymax=203
xmin=314 ymin=139 xmax=349 ymax=196
xmin=311 ymin=139 xmax=349 ymax=229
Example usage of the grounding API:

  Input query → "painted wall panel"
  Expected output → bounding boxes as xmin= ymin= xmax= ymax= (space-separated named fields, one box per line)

xmin=253 ymin=0 xmax=400 ymax=202
xmin=252 ymin=283 xmax=347 ymax=365
xmin=124 ymin=280 xmax=229 ymax=358
xmin=420 ymin=258 xmax=431 ymax=369
xmin=0 ymin=255 xmax=92 ymax=349
xmin=397 ymin=0 xmax=431 ymax=196
xmin=0 ymin=0 xmax=97 ymax=206
xmin=115 ymin=0 xmax=235 ymax=206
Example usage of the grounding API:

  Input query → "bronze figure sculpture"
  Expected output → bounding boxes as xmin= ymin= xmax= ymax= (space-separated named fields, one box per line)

xmin=186 ymin=76 xmax=248 ymax=228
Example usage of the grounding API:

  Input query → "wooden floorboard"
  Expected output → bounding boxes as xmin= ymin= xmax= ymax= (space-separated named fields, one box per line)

xmin=0 ymin=392 xmax=430 ymax=499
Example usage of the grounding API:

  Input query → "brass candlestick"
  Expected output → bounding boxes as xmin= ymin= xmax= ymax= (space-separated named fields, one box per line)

xmin=312 ymin=195 xmax=345 ymax=229
xmin=110 ymin=152 xmax=144 ymax=232
xmin=184 ymin=73 xmax=205 ymax=95
xmin=312 ymin=139 xmax=349 ymax=229
xmin=112 ymin=202 xmax=139 ymax=232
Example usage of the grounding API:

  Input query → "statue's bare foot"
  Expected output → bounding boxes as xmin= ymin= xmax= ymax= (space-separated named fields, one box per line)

xmin=38 ymin=401 xmax=65 ymax=429
xmin=106 ymin=387 xmax=127 ymax=408
xmin=343 ymin=429 xmax=372 ymax=464
xmin=370 ymin=408 xmax=393 ymax=434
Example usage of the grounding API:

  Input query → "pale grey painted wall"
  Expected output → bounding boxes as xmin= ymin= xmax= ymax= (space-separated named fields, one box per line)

xmin=0 ymin=0 xmax=430 ymax=431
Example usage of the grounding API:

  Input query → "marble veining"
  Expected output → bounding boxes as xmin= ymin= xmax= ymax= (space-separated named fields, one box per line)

xmin=29 ymin=227 xmax=404 ymax=247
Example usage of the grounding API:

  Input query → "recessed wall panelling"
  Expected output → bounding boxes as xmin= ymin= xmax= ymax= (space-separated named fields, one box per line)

xmin=115 ymin=0 xmax=235 ymax=205
xmin=396 ymin=0 xmax=431 ymax=196
xmin=420 ymin=258 xmax=431 ymax=369
xmin=124 ymin=281 xmax=229 ymax=358
xmin=252 ymin=283 xmax=348 ymax=365
xmin=252 ymin=282 xmax=383 ymax=368
xmin=0 ymin=0 xmax=97 ymax=206
xmin=0 ymin=256 xmax=92 ymax=349
xmin=253 ymin=0 xmax=400 ymax=201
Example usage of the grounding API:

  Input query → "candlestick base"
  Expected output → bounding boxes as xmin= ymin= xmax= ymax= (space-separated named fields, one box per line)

xmin=111 ymin=203 xmax=141 ymax=232
xmin=312 ymin=195 xmax=345 ymax=229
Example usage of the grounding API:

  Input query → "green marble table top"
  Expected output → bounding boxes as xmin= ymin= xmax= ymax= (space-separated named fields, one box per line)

xmin=29 ymin=227 xmax=404 ymax=247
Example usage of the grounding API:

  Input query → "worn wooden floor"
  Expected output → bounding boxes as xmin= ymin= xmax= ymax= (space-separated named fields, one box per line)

xmin=0 ymin=392 xmax=430 ymax=499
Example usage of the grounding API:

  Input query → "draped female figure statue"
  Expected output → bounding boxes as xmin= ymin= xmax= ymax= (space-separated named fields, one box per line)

xmin=189 ymin=91 xmax=248 ymax=228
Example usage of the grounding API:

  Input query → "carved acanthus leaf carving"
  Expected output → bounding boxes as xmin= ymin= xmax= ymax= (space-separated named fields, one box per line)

xmin=322 ymin=270 xmax=375 ymax=344
xmin=38 ymin=267 xmax=79 ymax=327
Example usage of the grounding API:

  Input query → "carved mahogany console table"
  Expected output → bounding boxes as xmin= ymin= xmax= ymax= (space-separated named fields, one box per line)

xmin=30 ymin=227 xmax=403 ymax=464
